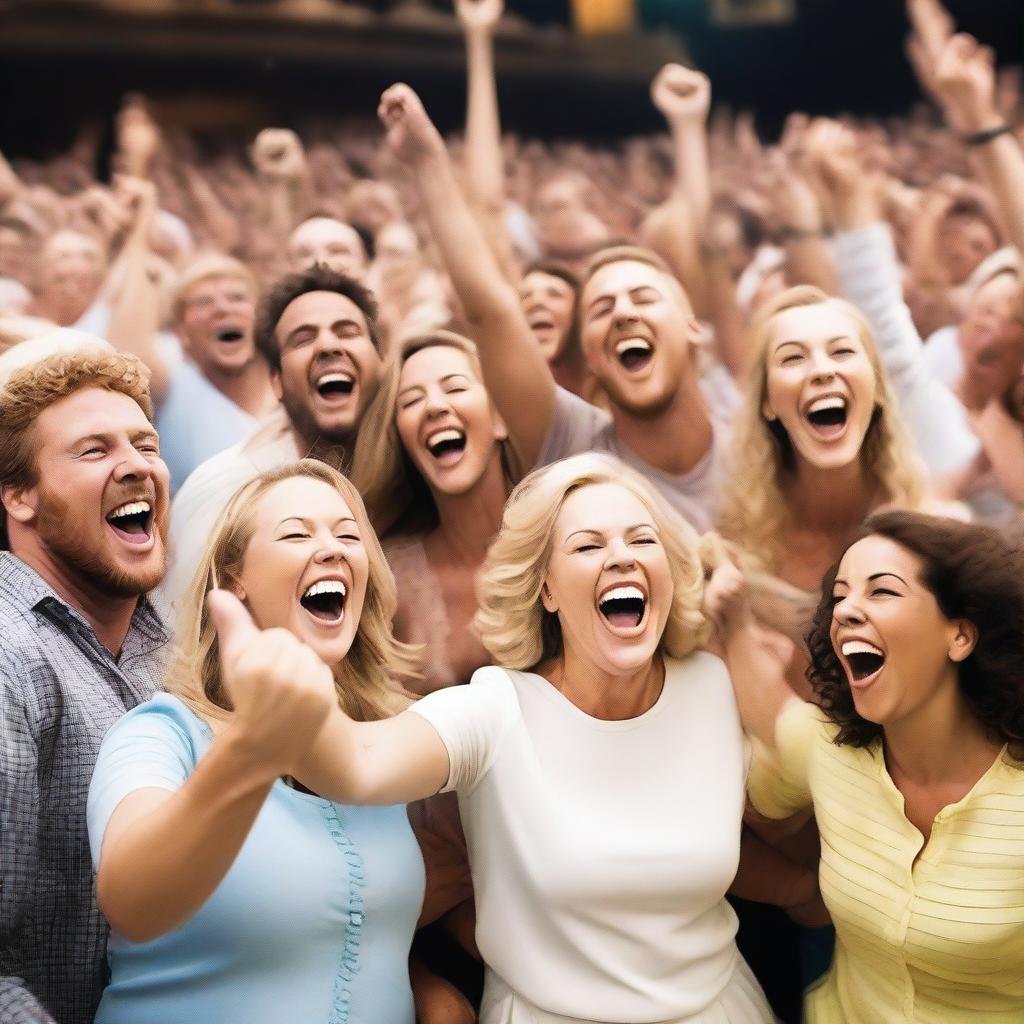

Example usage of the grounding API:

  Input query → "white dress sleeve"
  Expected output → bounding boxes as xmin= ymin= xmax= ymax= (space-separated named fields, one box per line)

xmin=408 ymin=666 xmax=519 ymax=794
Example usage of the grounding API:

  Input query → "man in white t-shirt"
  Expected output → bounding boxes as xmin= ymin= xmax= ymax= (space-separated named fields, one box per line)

xmin=379 ymin=84 xmax=727 ymax=531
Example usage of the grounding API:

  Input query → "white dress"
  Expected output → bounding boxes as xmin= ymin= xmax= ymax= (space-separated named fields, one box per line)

xmin=411 ymin=653 xmax=775 ymax=1024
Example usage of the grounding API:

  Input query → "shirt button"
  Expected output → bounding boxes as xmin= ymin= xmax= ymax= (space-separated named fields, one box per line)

xmin=349 ymin=911 xmax=364 ymax=927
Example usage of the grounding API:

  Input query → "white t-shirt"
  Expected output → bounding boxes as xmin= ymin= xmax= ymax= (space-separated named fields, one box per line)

xmin=921 ymin=324 xmax=963 ymax=386
xmin=411 ymin=654 xmax=769 ymax=1024
xmin=537 ymin=387 xmax=729 ymax=533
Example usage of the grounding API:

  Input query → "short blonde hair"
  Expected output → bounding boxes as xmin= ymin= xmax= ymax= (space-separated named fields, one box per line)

xmin=172 ymin=251 xmax=256 ymax=323
xmin=718 ymin=285 xmax=925 ymax=573
xmin=165 ymin=460 xmax=419 ymax=723
xmin=474 ymin=452 xmax=708 ymax=669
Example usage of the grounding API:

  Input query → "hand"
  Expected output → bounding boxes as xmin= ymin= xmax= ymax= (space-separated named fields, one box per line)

xmin=378 ymin=84 xmax=446 ymax=164
xmin=651 ymin=63 xmax=711 ymax=125
xmin=933 ymin=34 xmax=1001 ymax=134
xmin=207 ymin=589 xmax=337 ymax=778
xmin=701 ymin=534 xmax=752 ymax=637
xmin=0 ymin=150 xmax=19 ymax=208
xmin=764 ymin=148 xmax=821 ymax=234
xmin=250 ymin=128 xmax=308 ymax=183
xmin=116 ymin=96 xmax=161 ymax=172
xmin=454 ymin=0 xmax=503 ymax=35
xmin=906 ymin=0 xmax=954 ymax=64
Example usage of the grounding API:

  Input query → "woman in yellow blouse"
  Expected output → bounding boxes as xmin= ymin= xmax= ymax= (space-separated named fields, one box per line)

xmin=707 ymin=509 xmax=1024 ymax=1023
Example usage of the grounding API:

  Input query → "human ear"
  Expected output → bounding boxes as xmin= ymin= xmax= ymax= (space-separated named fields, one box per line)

xmin=948 ymin=621 xmax=979 ymax=662
xmin=761 ymin=400 xmax=778 ymax=423
xmin=492 ymin=408 xmax=509 ymax=444
xmin=270 ymin=369 xmax=284 ymax=403
xmin=540 ymin=580 xmax=558 ymax=613
xmin=1 ymin=484 xmax=38 ymax=526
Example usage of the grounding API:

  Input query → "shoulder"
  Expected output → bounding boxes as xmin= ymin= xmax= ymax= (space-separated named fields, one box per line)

xmin=173 ymin=441 xmax=251 ymax=502
xmin=101 ymin=692 xmax=208 ymax=761
xmin=665 ymin=650 xmax=730 ymax=688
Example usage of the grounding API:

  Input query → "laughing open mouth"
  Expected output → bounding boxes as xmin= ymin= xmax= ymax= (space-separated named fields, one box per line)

xmin=841 ymin=640 xmax=885 ymax=682
xmin=598 ymin=585 xmax=646 ymax=628
xmin=300 ymin=580 xmax=347 ymax=624
xmin=106 ymin=500 xmax=153 ymax=542
xmin=805 ymin=396 xmax=848 ymax=437
xmin=425 ymin=428 xmax=467 ymax=461
xmin=215 ymin=327 xmax=245 ymax=344
xmin=316 ymin=373 xmax=355 ymax=399
xmin=615 ymin=337 xmax=653 ymax=372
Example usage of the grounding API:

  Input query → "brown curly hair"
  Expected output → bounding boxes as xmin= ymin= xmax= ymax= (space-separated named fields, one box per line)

xmin=806 ymin=510 xmax=1024 ymax=753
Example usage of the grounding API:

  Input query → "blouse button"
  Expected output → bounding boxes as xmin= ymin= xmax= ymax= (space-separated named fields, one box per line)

xmin=349 ymin=910 xmax=364 ymax=927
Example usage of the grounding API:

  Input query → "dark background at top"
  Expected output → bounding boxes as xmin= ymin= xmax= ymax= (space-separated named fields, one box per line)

xmin=0 ymin=0 xmax=1022 ymax=158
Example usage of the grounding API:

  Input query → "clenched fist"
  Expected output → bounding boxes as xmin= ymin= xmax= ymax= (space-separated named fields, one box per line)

xmin=378 ymin=84 xmax=446 ymax=164
xmin=651 ymin=64 xmax=711 ymax=125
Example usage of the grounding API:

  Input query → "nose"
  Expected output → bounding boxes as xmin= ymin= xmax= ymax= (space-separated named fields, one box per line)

xmin=833 ymin=594 xmax=865 ymax=627
xmin=314 ymin=535 xmax=346 ymax=563
xmin=424 ymin=386 xmax=452 ymax=416
xmin=605 ymin=536 xmax=636 ymax=570
xmin=809 ymin=350 xmax=837 ymax=383
xmin=611 ymin=294 xmax=639 ymax=326
xmin=313 ymin=326 xmax=342 ymax=357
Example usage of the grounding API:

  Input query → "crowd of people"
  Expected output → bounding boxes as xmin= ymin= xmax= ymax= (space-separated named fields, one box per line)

xmin=3 ymin=0 xmax=1024 ymax=1021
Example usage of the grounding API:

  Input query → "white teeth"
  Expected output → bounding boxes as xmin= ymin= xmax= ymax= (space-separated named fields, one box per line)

xmin=317 ymin=373 xmax=354 ymax=387
xmin=303 ymin=580 xmax=347 ymax=599
xmin=808 ymin=396 xmax=846 ymax=414
xmin=426 ymin=428 xmax=465 ymax=447
xmin=109 ymin=501 xmax=150 ymax=519
xmin=601 ymin=585 xmax=645 ymax=604
xmin=615 ymin=337 xmax=652 ymax=355
xmin=842 ymin=640 xmax=883 ymax=657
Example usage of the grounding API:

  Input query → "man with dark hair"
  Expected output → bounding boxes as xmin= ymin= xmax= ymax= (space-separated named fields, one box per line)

xmin=161 ymin=264 xmax=386 ymax=609
xmin=0 ymin=343 xmax=170 ymax=1024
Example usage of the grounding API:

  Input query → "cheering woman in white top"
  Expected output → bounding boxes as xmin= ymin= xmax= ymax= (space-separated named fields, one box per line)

xmin=207 ymin=452 xmax=774 ymax=1024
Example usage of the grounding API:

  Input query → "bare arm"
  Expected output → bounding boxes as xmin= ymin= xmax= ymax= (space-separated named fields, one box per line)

xmin=95 ymin=593 xmax=341 ymax=943
xmin=379 ymin=83 xmax=555 ymax=468
xmin=457 ymin=0 xmax=520 ymax=284
xmin=934 ymin=33 xmax=1024 ymax=255
xmin=250 ymin=129 xmax=315 ymax=238
xmin=105 ymin=176 xmax=169 ymax=403
xmin=969 ymin=400 xmax=1024 ymax=503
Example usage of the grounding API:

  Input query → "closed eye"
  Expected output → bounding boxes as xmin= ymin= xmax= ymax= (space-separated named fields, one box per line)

xmin=281 ymin=532 xmax=310 ymax=540
xmin=872 ymin=587 xmax=899 ymax=597
xmin=575 ymin=544 xmax=600 ymax=553
xmin=337 ymin=533 xmax=360 ymax=542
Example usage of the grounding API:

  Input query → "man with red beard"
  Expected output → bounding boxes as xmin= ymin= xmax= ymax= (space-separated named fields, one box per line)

xmin=0 ymin=347 xmax=170 ymax=1024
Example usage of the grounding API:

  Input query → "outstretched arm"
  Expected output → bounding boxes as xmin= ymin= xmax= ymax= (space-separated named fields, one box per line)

xmin=379 ymin=83 xmax=555 ymax=468
xmin=457 ymin=0 xmax=519 ymax=283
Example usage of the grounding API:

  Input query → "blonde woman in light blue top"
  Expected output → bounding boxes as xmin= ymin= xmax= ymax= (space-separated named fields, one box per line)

xmin=87 ymin=461 xmax=423 ymax=1024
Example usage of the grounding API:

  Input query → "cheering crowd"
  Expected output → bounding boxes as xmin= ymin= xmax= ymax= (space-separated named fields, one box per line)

xmin=3 ymin=0 xmax=1024 ymax=1021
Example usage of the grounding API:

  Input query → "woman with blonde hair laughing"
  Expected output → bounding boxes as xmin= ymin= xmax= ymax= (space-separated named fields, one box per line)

xmin=210 ymin=451 xmax=776 ymax=1024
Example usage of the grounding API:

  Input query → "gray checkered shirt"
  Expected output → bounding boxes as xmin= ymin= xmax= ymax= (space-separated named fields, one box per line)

xmin=0 ymin=552 xmax=168 ymax=1024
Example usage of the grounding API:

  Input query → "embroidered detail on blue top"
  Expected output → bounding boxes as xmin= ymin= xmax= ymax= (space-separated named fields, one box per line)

xmin=321 ymin=802 xmax=366 ymax=1024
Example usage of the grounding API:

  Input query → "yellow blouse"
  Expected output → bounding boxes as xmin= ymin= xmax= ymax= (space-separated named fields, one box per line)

xmin=747 ymin=700 xmax=1024 ymax=1023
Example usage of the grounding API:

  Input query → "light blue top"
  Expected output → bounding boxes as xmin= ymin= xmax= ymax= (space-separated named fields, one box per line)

xmin=87 ymin=694 xmax=423 ymax=1024
xmin=156 ymin=360 xmax=256 ymax=495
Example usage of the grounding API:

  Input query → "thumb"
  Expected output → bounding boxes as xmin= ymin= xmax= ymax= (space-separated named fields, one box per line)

xmin=206 ymin=588 xmax=260 ymax=662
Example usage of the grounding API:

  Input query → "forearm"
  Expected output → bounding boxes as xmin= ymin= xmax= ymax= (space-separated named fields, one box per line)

xmin=669 ymin=119 xmax=711 ymax=226
xmin=464 ymin=31 xmax=505 ymax=218
xmin=783 ymin=232 xmax=838 ymax=294
xmin=97 ymin=727 xmax=276 ymax=943
xmin=106 ymin=227 xmax=168 ymax=403
xmin=702 ymin=247 xmax=746 ymax=379
xmin=729 ymin=824 xmax=816 ymax=909
xmin=721 ymin=618 xmax=795 ymax=748
xmin=974 ymin=405 xmax=1024 ymax=503
xmin=970 ymin=132 xmax=1024 ymax=255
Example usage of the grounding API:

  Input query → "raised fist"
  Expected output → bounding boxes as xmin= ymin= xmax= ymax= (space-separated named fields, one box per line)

xmin=454 ymin=0 xmax=503 ymax=34
xmin=116 ymin=96 xmax=161 ymax=172
xmin=933 ymin=34 xmax=1000 ymax=134
xmin=251 ymin=128 xmax=308 ymax=183
xmin=207 ymin=589 xmax=337 ymax=777
xmin=651 ymin=64 xmax=711 ymax=125
xmin=378 ymin=84 xmax=445 ymax=164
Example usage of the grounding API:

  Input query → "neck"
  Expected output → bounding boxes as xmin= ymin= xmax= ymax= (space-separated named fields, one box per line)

xmin=787 ymin=456 xmax=875 ymax=532
xmin=429 ymin=451 xmax=508 ymax=566
xmin=552 ymin=646 xmax=664 ymax=721
xmin=11 ymin=540 xmax=138 ymax=657
xmin=292 ymin=428 xmax=354 ymax=469
xmin=206 ymin=360 xmax=272 ymax=417
xmin=611 ymin=373 xmax=712 ymax=476
xmin=883 ymin=674 xmax=1002 ymax=786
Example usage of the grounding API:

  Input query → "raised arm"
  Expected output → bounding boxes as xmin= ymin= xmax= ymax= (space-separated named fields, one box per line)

xmin=250 ymin=128 xmax=316 ymax=240
xmin=933 ymin=33 xmax=1024 ymax=256
xmin=378 ymin=83 xmax=555 ymax=467
xmin=456 ymin=0 xmax=519 ymax=283
xmin=104 ymin=176 xmax=169 ymax=403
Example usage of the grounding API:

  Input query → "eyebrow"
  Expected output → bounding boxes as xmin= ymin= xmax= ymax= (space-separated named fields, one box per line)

xmin=398 ymin=373 xmax=472 ymax=398
xmin=283 ymin=318 xmax=361 ymax=345
xmin=277 ymin=515 xmax=359 ymax=529
xmin=564 ymin=522 xmax=658 ymax=542
xmin=776 ymin=335 xmax=853 ymax=350
xmin=70 ymin=429 xmax=158 ymax=448
xmin=832 ymin=571 xmax=909 ymax=589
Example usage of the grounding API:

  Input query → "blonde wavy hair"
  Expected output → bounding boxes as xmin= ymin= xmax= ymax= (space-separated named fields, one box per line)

xmin=718 ymin=286 xmax=925 ymax=573
xmin=165 ymin=460 xmax=419 ymax=723
xmin=357 ymin=329 xmax=522 ymax=538
xmin=474 ymin=452 xmax=708 ymax=669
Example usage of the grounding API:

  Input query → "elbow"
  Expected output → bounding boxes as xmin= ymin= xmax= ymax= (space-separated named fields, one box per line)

xmin=97 ymin=872 xmax=169 ymax=945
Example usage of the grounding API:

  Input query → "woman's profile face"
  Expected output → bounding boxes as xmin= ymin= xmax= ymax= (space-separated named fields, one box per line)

xmin=396 ymin=345 xmax=507 ymax=498
xmin=542 ymin=482 xmax=673 ymax=678
xmin=763 ymin=302 xmax=878 ymax=472
xmin=829 ymin=534 xmax=972 ymax=729
xmin=235 ymin=475 xmax=369 ymax=667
